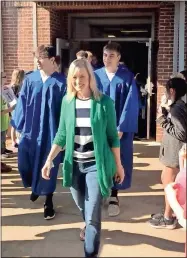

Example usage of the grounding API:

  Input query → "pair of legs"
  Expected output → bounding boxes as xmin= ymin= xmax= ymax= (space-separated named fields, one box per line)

xmin=1 ymin=130 xmax=6 ymax=153
xmin=1 ymin=130 xmax=13 ymax=155
xmin=1 ymin=131 xmax=13 ymax=171
xmin=30 ymin=192 xmax=55 ymax=220
xmin=18 ymin=139 xmax=56 ymax=220
xmin=149 ymin=165 xmax=179 ymax=228
xmin=108 ymin=133 xmax=134 ymax=217
xmin=161 ymin=166 xmax=179 ymax=218
xmin=70 ymin=161 xmax=102 ymax=257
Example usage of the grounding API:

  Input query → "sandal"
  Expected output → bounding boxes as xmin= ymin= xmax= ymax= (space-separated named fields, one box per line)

xmin=80 ymin=226 xmax=86 ymax=241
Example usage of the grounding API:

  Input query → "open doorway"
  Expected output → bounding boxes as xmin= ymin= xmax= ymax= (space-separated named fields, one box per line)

xmin=79 ymin=41 xmax=148 ymax=75
xmin=88 ymin=41 xmax=148 ymax=77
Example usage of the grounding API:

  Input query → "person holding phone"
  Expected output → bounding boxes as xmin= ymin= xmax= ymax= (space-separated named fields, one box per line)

xmin=149 ymin=77 xmax=187 ymax=229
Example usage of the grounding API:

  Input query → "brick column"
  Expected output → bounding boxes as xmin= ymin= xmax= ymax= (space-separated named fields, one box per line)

xmin=2 ymin=2 xmax=18 ymax=82
xmin=2 ymin=1 xmax=34 ymax=82
xmin=156 ymin=3 xmax=174 ymax=142
xmin=37 ymin=7 xmax=51 ymax=46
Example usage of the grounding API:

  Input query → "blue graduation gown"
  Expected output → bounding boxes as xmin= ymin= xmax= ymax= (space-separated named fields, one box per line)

xmin=11 ymin=70 xmax=66 ymax=195
xmin=94 ymin=67 xmax=139 ymax=189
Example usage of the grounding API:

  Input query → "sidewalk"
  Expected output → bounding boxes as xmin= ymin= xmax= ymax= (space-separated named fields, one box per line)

xmin=1 ymin=140 xmax=186 ymax=257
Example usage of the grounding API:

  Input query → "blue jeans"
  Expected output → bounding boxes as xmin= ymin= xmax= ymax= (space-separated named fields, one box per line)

xmin=70 ymin=161 xmax=102 ymax=257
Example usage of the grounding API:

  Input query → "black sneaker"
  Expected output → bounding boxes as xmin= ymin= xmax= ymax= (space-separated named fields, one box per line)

xmin=149 ymin=215 xmax=177 ymax=229
xmin=4 ymin=148 xmax=13 ymax=154
xmin=30 ymin=192 xmax=39 ymax=202
xmin=44 ymin=205 xmax=55 ymax=220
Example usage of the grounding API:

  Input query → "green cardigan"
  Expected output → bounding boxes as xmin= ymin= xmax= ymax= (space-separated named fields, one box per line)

xmin=53 ymin=94 xmax=120 ymax=197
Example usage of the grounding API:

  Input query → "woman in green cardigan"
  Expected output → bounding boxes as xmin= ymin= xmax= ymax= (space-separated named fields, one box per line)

xmin=42 ymin=59 xmax=124 ymax=257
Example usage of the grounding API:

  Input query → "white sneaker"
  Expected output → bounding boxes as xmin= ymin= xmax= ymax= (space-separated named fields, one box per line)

xmin=108 ymin=197 xmax=120 ymax=217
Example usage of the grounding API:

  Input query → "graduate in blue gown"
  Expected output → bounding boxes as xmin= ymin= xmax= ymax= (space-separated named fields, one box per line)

xmin=11 ymin=45 xmax=66 ymax=220
xmin=94 ymin=42 xmax=139 ymax=216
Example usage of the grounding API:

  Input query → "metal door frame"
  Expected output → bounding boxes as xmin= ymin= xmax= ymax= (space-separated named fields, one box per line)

xmin=146 ymin=38 xmax=152 ymax=140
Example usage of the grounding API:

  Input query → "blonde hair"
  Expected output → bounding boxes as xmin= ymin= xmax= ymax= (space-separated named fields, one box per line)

xmin=67 ymin=59 xmax=101 ymax=101
xmin=11 ymin=68 xmax=24 ymax=86
xmin=76 ymin=50 xmax=88 ymax=59
xmin=170 ymin=72 xmax=185 ymax=80
xmin=86 ymin=51 xmax=93 ymax=58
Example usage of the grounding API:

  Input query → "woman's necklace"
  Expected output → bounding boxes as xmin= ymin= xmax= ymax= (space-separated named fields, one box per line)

xmin=77 ymin=93 xmax=91 ymax=101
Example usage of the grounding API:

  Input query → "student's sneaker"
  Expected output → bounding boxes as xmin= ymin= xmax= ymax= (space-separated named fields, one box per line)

xmin=30 ymin=192 xmax=39 ymax=202
xmin=44 ymin=205 xmax=55 ymax=220
xmin=108 ymin=197 xmax=120 ymax=217
xmin=148 ymin=215 xmax=177 ymax=229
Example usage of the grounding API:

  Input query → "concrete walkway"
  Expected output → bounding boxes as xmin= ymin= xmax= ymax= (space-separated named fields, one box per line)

xmin=1 ymin=141 xmax=186 ymax=257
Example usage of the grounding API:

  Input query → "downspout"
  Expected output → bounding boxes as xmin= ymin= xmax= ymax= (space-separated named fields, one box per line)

xmin=178 ymin=1 xmax=185 ymax=72
xmin=173 ymin=1 xmax=179 ymax=73
xmin=33 ymin=1 xmax=38 ymax=70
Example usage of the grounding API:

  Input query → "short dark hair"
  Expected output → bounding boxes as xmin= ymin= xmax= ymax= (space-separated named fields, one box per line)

xmin=55 ymin=55 xmax=61 ymax=66
xmin=33 ymin=45 xmax=56 ymax=59
xmin=76 ymin=50 xmax=88 ymax=59
xmin=103 ymin=41 xmax=121 ymax=54
xmin=166 ymin=77 xmax=187 ymax=101
xmin=180 ymin=70 xmax=187 ymax=82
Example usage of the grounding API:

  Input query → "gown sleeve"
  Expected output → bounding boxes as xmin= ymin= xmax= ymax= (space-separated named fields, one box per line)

xmin=117 ymin=76 xmax=139 ymax=133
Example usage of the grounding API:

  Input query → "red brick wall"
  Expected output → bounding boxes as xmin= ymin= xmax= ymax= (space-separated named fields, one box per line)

xmin=2 ymin=1 xmax=34 ymax=83
xmin=37 ymin=7 xmax=51 ymax=46
xmin=37 ymin=8 xmax=67 ymax=47
xmin=2 ymin=3 xmax=18 ymax=82
xmin=156 ymin=3 xmax=174 ymax=142
xmin=50 ymin=10 xmax=66 ymax=44
xmin=2 ymin=2 xmax=67 ymax=82
xmin=17 ymin=5 xmax=33 ymax=71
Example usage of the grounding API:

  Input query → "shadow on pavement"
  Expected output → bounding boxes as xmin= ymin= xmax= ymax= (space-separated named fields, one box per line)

xmin=133 ymin=142 xmax=160 ymax=159
xmin=2 ymin=228 xmax=184 ymax=257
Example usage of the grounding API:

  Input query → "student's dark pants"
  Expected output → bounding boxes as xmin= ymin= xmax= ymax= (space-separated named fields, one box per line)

xmin=70 ymin=161 xmax=102 ymax=257
xmin=1 ymin=131 xmax=6 ymax=153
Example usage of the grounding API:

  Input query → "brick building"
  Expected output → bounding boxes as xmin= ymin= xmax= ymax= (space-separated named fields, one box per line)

xmin=1 ymin=1 xmax=187 ymax=141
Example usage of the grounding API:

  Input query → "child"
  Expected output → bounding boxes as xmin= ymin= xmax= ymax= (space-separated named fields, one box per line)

xmin=165 ymin=144 xmax=186 ymax=228
xmin=9 ymin=69 xmax=24 ymax=147
xmin=165 ymin=144 xmax=186 ymax=254
xmin=149 ymin=77 xmax=187 ymax=229
xmin=1 ymin=72 xmax=15 ymax=159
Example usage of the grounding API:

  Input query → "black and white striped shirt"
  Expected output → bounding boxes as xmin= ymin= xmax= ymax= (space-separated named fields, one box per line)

xmin=73 ymin=98 xmax=95 ymax=163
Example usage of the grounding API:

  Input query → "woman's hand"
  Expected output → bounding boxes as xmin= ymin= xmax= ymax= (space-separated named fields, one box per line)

xmin=42 ymin=160 xmax=53 ymax=180
xmin=115 ymin=164 xmax=125 ymax=184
